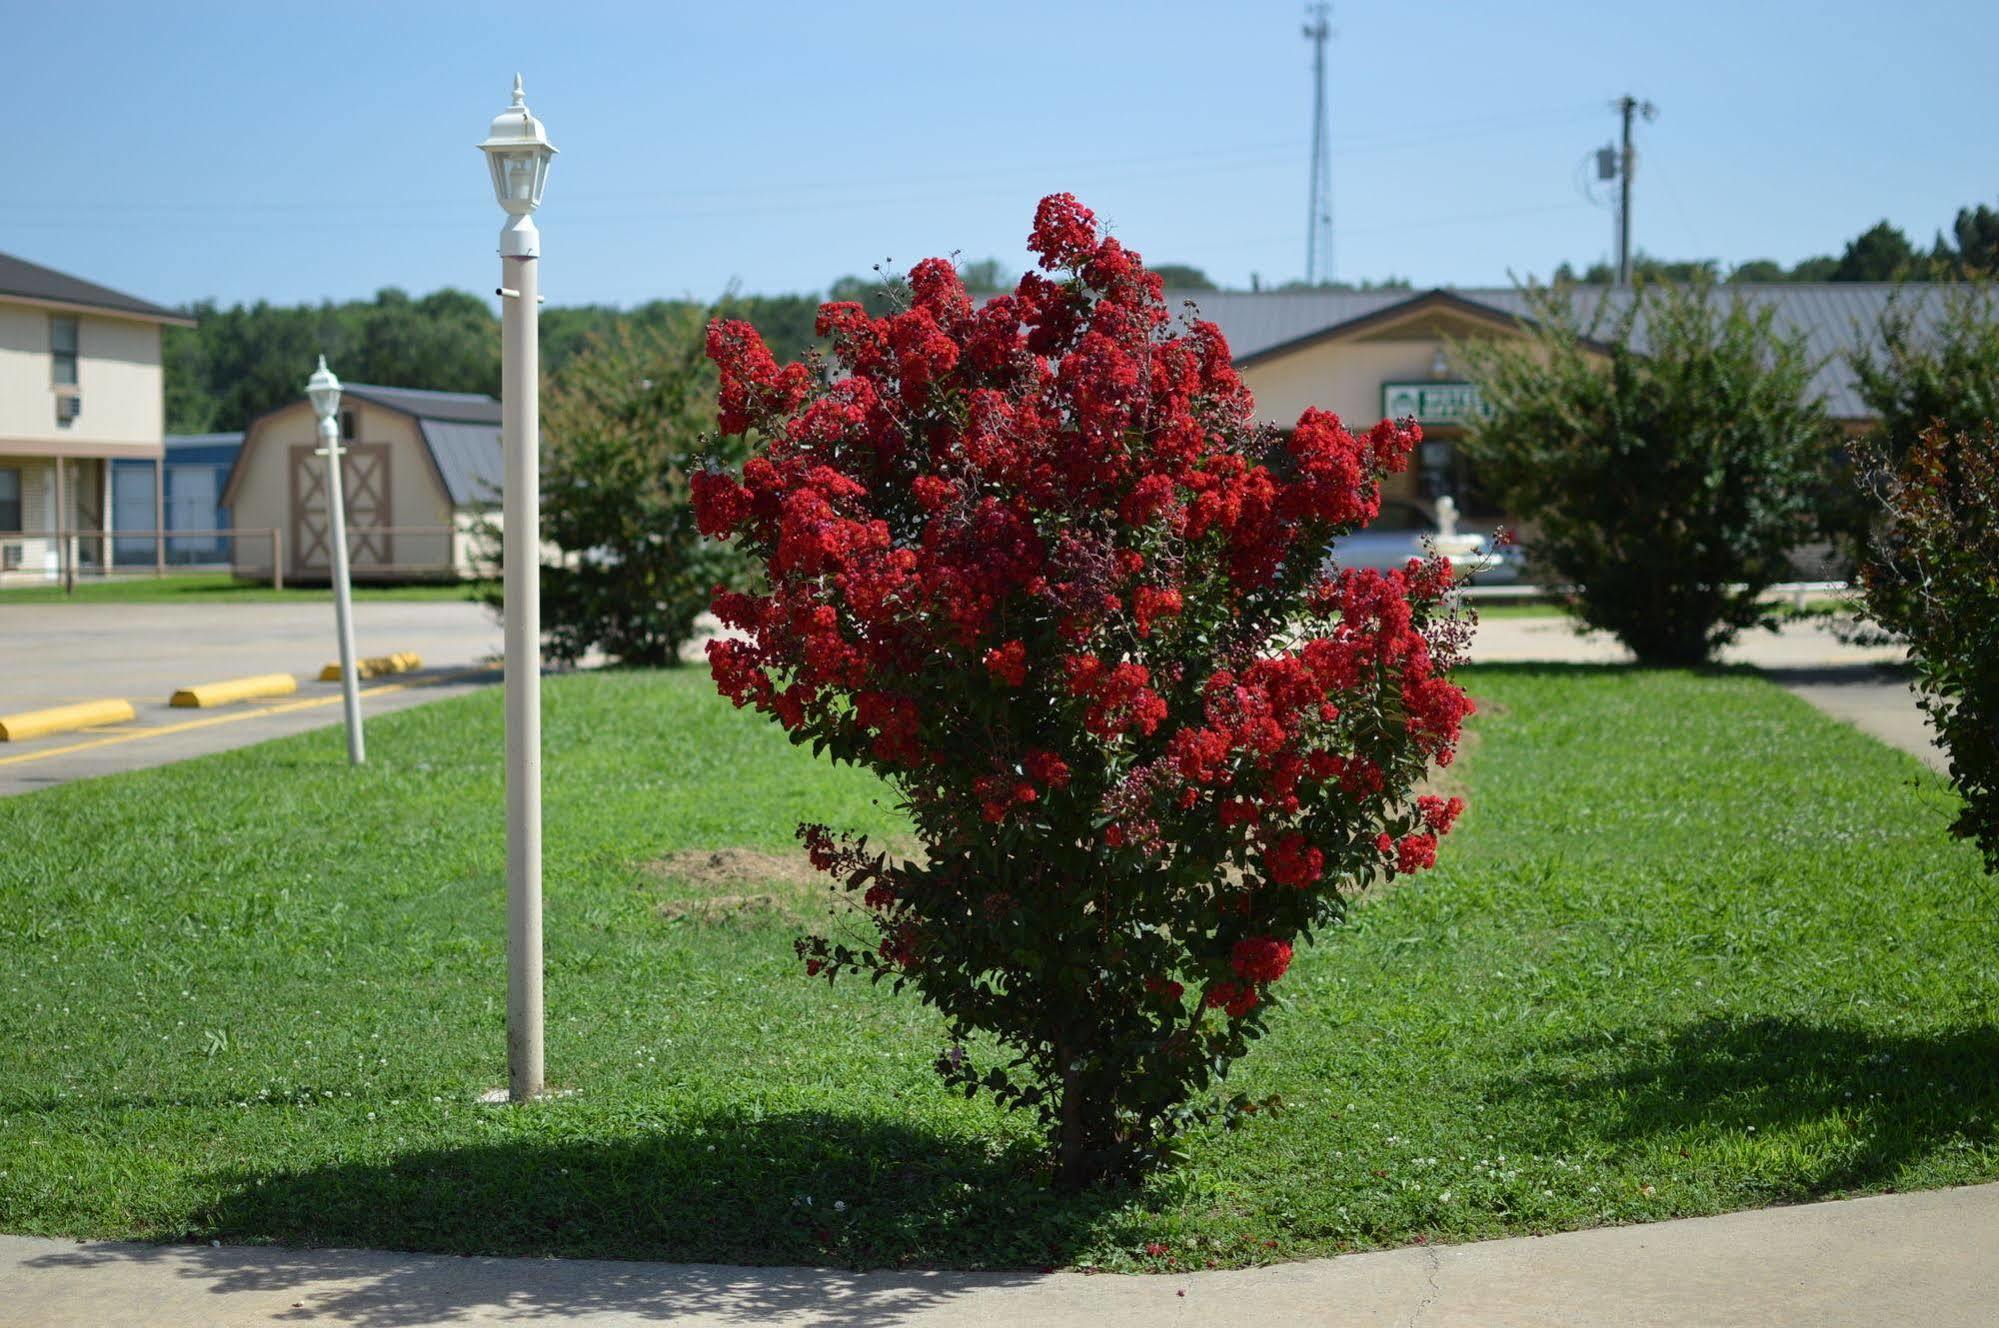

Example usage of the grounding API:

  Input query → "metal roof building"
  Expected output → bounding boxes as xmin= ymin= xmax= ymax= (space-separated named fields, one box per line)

xmin=220 ymin=383 xmax=500 ymax=583
xmin=1170 ymin=283 xmax=1962 ymax=523
xmin=1164 ymin=283 xmax=1957 ymax=422
xmin=337 ymin=384 xmax=503 ymax=508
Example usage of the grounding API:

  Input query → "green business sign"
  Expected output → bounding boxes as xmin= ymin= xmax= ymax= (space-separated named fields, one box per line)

xmin=1381 ymin=380 xmax=1490 ymax=425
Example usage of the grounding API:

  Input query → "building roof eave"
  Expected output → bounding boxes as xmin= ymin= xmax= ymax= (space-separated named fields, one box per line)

xmin=1231 ymin=287 xmax=1615 ymax=368
xmin=0 ymin=252 xmax=194 ymax=326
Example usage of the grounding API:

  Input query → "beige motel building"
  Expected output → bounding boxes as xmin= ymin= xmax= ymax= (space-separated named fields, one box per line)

xmin=1193 ymin=283 xmax=1941 ymax=528
xmin=0 ymin=252 xmax=193 ymax=585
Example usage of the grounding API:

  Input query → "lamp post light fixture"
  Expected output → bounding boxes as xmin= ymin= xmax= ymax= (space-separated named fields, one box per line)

xmin=307 ymin=355 xmax=365 ymax=766
xmin=480 ymin=74 xmax=555 ymax=1103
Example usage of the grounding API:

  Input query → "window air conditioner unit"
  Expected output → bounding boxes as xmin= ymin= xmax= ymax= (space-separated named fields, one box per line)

xmin=56 ymin=393 xmax=83 ymax=424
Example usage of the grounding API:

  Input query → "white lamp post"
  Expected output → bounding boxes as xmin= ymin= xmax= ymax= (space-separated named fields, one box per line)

xmin=480 ymin=74 xmax=555 ymax=1103
xmin=307 ymin=356 xmax=365 ymax=766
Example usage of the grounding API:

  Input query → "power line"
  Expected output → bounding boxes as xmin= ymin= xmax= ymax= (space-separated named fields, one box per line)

xmin=10 ymin=102 xmax=1607 ymax=222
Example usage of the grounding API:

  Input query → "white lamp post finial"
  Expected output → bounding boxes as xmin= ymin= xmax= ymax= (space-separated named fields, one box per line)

xmin=478 ymin=74 xmax=557 ymax=257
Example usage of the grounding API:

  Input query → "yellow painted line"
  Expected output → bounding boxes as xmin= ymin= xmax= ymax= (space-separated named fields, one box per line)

xmin=0 ymin=665 xmax=499 ymax=769
xmin=170 ymin=673 xmax=300 ymax=709
xmin=320 ymin=651 xmax=422 ymax=683
xmin=0 ymin=699 xmax=138 ymax=742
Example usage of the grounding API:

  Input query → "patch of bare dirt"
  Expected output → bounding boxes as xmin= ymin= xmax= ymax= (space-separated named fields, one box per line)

xmin=642 ymin=848 xmax=827 ymax=924
xmin=647 ymin=847 xmax=821 ymax=892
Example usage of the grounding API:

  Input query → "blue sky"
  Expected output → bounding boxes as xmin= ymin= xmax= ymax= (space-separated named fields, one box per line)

xmin=5 ymin=1 xmax=1993 ymax=310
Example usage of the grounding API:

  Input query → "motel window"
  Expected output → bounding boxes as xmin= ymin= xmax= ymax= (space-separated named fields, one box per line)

xmin=50 ymin=316 xmax=79 ymax=386
xmin=0 ymin=467 xmax=21 ymax=533
xmin=341 ymin=410 xmax=357 ymax=441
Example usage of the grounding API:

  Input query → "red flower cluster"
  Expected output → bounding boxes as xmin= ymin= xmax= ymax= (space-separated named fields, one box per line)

xmin=1395 ymin=833 xmax=1439 ymax=874
xmin=984 ymin=640 xmax=1028 ymax=687
xmin=699 ymin=195 xmax=1472 ymax=1176
xmin=1264 ymin=834 xmax=1325 ymax=888
xmin=1417 ymin=794 xmax=1465 ymax=834
xmin=1230 ymin=936 xmax=1294 ymax=984
xmin=1204 ymin=980 xmax=1260 ymax=1019
xmin=1064 ymin=654 xmax=1169 ymax=739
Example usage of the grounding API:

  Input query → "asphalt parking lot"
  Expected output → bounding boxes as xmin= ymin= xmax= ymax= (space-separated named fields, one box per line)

xmin=0 ymin=601 xmax=504 ymax=796
xmin=0 ymin=602 xmax=1936 ymax=795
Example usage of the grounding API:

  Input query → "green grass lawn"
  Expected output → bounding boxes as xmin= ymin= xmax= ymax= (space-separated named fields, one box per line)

xmin=1464 ymin=602 xmax=1565 ymax=619
xmin=1 ymin=572 xmax=484 ymax=605
xmin=0 ymin=664 xmax=1993 ymax=1272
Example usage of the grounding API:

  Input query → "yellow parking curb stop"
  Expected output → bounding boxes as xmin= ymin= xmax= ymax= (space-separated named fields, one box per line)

xmin=170 ymin=673 xmax=300 ymax=709
xmin=319 ymin=651 xmax=422 ymax=683
xmin=0 ymin=699 xmax=139 ymax=742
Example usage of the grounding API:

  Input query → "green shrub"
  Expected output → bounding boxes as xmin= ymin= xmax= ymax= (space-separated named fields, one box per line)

xmin=485 ymin=311 xmax=747 ymax=666
xmin=1838 ymin=283 xmax=1999 ymax=588
xmin=1855 ymin=422 xmax=1999 ymax=870
xmin=1851 ymin=284 xmax=1999 ymax=463
xmin=1460 ymin=283 xmax=1834 ymax=665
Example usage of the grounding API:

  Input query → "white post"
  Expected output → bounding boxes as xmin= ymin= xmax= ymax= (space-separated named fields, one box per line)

xmin=502 ymin=226 xmax=544 ymax=1101
xmin=100 ymin=459 xmax=114 ymax=578
xmin=481 ymin=72 xmax=553 ymax=1104
xmin=154 ymin=455 xmax=166 ymax=578
xmin=318 ymin=415 xmax=366 ymax=765
xmin=53 ymin=458 xmax=69 ymax=592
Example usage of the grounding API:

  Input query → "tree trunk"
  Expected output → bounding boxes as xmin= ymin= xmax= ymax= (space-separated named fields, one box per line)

xmin=1056 ymin=1054 xmax=1087 ymax=1191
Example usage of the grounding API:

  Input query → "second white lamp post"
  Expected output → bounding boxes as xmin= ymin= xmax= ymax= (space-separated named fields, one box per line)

xmin=307 ymin=356 xmax=365 ymax=766
xmin=480 ymin=75 xmax=556 ymax=1103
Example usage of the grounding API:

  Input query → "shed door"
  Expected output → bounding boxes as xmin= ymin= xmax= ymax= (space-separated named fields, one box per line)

xmin=290 ymin=443 xmax=394 ymax=576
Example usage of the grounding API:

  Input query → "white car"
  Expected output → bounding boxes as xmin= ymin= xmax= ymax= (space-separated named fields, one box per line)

xmin=1326 ymin=500 xmax=1525 ymax=585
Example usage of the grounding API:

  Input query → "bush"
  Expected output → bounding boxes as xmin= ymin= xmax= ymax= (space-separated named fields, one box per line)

xmin=486 ymin=312 xmax=746 ymax=666
xmin=691 ymin=195 xmax=1474 ymax=1188
xmin=1851 ymin=284 xmax=1999 ymax=463
xmin=1855 ymin=423 xmax=1999 ymax=871
xmin=1838 ymin=283 xmax=1999 ymax=590
xmin=1459 ymin=283 xmax=1834 ymax=665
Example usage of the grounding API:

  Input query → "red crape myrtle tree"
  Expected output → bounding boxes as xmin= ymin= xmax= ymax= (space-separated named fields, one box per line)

xmin=692 ymin=195 xmax=1473 ymax=1189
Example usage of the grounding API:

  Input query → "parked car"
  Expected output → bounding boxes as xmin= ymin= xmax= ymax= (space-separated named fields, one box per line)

xmin=1326 ymin=499 xmax=1525 ymax=585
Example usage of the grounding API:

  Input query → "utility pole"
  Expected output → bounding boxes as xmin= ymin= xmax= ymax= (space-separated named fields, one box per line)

xmin=1303 ymin=3 xmax=1333 ymax=285
xmin=1614 ymin=94 xmax=1657 ymax=287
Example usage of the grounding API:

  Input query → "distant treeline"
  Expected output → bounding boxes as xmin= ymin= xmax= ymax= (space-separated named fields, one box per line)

xmin=164 ymin=200 xmax=1998 ymax=434
xmin=163 ymin=287 xmax=828 ymax=435
xmin=1553 ymin=203 xmax=1999 ymax=286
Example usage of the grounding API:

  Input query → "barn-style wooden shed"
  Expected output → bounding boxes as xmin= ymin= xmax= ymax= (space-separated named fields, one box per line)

xmin=221 ymin=383 xmax=501 ymax=583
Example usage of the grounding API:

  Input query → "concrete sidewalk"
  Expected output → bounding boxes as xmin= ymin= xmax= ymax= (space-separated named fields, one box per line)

xmin=3 ymin=1183 xmax=1995 ymax=1326
xmin=1464 ymin=612 xmax=1904 ymax=671
xmin=1758 ymin=665 xmax=1942 ymax=773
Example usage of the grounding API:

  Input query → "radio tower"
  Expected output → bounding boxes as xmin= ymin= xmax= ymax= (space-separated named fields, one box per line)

xmin=1303 ymin=3 xmax=1334 ymax=285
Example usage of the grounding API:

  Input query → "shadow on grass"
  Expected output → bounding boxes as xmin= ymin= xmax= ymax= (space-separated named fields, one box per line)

xmin=1456 ymin=660 xmax=1636 ymax=678
xmin=1501 ymin=1017 xmax=1999 ymax=1197
xmin=1752 ymin=661 xmax=1918 ymax=690
xmin=24 ymin=1110 xmax=1114 ymax=1326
